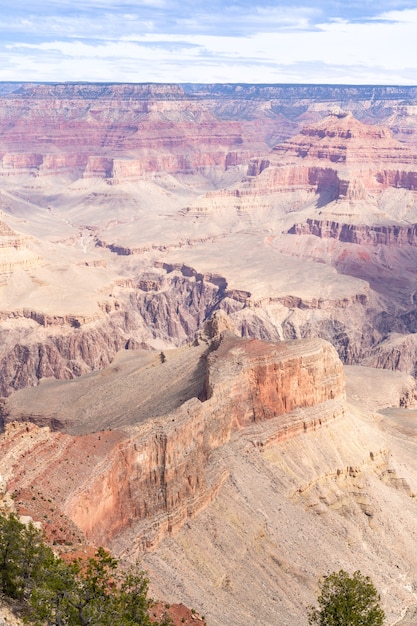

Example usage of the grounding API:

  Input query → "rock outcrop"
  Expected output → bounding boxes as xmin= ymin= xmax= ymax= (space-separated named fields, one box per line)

xmin=0 ymin=217 xmax=41 ymax=280
xmin=1 ymin=333 xmax=345 ymax=552
xmin=290 ymin=218 xmax=417 ymax=246
xmin=274 ymin=114 xmax=417 ymax=247
xmin=186 ymin=111 xmax=417 ymax=218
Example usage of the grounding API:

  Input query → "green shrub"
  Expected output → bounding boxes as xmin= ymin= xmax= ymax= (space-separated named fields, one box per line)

xmin=308 ymin=569 xmax=385 ymax=626
xmin=0 ymin=513 xmax=172 ymax=625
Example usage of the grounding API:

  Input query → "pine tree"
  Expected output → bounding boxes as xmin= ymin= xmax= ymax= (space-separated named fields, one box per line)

xmin=308 ymin=570 xmax=385 ymax=626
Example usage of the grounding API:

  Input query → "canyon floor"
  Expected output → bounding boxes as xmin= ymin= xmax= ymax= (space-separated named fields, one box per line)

xmin=2 ymin=84 xmax=417 ymax=624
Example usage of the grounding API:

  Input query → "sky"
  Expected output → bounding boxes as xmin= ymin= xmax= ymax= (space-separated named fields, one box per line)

xmin=1 ymin=1 xmax=417 ymax=85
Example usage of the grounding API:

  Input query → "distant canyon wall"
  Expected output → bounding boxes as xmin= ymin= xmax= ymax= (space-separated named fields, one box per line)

xmin=290 ymin=218 xmax=417 ymax=246
xmin=1 ymin=83 xmax=417 ymax=181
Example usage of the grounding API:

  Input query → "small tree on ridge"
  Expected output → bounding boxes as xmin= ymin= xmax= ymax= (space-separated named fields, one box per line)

xmin=308 ymin=569 xmax=385 ymax=626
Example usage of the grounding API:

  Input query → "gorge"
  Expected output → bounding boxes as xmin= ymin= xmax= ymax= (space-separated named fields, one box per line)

xmin=1 ymin=83 xmax=417 ymax=624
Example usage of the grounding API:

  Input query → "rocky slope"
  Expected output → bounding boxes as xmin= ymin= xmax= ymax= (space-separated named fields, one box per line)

xmin=186 ymin=110 xmax=417 ymax=218
xmin=2 ymin=83 xmax=417 ymax=624
xmin=2 ymin=327 xmax=345 ymax=548
xmin=1 ymin=324 xmax=417 ymax=624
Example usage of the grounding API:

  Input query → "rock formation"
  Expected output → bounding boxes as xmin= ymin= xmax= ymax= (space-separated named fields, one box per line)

xmin=186 ymin=111 xmax=417 ymax=217
xmin=1 ymin=331 xmax=345 ymax=549
xmin=1 ymin=328 xmax=417 ymax=624
xmin=0 ymin=216 xmax=41 ymax=280
xmin=2 ymin=83 xmax=417 ymax=624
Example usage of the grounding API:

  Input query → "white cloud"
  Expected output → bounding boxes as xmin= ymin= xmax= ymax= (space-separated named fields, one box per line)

xmin=1 ymin=5 xmax=417 ymax=83
xmin=375 ymin=8 xmax=417 ymax=22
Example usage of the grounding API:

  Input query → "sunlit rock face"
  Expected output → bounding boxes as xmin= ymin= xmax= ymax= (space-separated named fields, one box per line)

xmin=2 ymin=90 xmax=417 ymax=393
xmin=2 ymin=83 xmax=417 ymax=626
xmin=1 ymin=331 xmax=345 ymax=551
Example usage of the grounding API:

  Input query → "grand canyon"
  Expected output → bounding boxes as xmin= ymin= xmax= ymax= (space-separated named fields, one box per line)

xmin=2 ymin=83 xmax=417 ymax=624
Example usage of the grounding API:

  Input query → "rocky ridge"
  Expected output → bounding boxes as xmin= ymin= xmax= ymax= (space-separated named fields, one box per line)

xmin=1 ymin=324 xmax=417 ymax=624
xmin=2 ymin=83 xmax=417 ymax=623
xmin=2 ymin=327 xmax=345 ymax=551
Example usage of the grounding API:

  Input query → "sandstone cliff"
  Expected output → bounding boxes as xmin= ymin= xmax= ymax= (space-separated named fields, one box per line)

xmin=1 ymin=332 xmax=345 ymax=552
xmin=1 ymin=331 xmax=416 ymax=625
xmin=2 ymin=83 xmax=417 ymax=625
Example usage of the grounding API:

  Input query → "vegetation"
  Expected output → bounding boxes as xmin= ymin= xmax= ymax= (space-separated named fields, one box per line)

xmin=308 ymin=569 xmax=385 ymax=626
xmin=0 ymin=513 xmax=172 ymax=625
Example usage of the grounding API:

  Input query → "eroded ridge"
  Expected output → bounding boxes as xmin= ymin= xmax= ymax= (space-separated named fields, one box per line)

xmin=65 ymin=333 xmax=346 ymax=551
xmin=1 ymin=331 xmax=345 ymax=553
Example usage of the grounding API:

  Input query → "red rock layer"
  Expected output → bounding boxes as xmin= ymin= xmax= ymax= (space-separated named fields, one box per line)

xmin=255 ymin=113 xmax=417 ymax=196
xmin=3 ymin=83 xmax=417 ymax=184
xmin=65 ymin=334 xmax=345 ymax=551
xmin=0 ymin=84 xmax=290 ymax=181
xmin=273 ymin=112 xmax=417 ymax=166
xmin=185 ymin=112 xmax=417 ymax=221
xmin=290 ymin=219 xmax=417 ymax=246
xmin=1 ymin=334 xmax=345 ymax=553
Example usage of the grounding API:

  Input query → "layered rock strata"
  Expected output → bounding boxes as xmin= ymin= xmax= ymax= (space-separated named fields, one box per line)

xmin=2 ymin=90 xmax=417 ymax=397
xmin=0 ymin=218 xmax=41 ymax=280
xmin=290 ymin=219 xmax=417 ymax=246
xmin=0 ymin=267 xmax=226 ymax=396
xmin=185 ymin=112 xmax=417 ymax=217
xmin=0 ymin=83 xmax=282 ymax=183
xmin=1 ymin=83 xmax=417 ymax=184
xmin=64 ymin=334 xmax=346 ymax=550
xmin=0 ymin=333 xmax=345 ymax=552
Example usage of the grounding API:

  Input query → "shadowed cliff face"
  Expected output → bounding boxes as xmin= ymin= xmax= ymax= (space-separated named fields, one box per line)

xmin=0 ymin=270 xmax=225 ymax=396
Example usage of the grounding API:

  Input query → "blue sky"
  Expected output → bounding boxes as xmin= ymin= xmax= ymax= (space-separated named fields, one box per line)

xmin=1 ymin=1 xmax=417 ymax=84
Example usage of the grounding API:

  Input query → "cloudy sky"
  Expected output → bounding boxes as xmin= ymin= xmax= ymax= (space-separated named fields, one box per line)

xmin=1 ymin=1 xmax=417 ymax=84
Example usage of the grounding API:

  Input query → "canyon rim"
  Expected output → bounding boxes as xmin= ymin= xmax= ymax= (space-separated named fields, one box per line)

xmin=1 ymin=83 xmax=417 ymax=624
